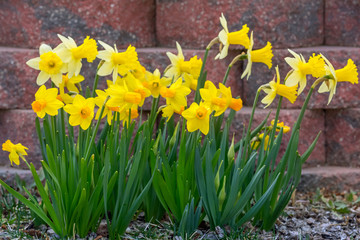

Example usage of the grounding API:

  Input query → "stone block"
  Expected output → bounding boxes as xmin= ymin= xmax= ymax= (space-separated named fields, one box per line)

xmin=231 ymin=107 xmax=325 ymax=167
xmin=156 ymin=0 xmax=323 ymax=49
xmin=298 ymin=167 xmax=360 ymax=192
xmin=325 ymin=108 xmax=360 ymax=167
xmin=325 ymin=0 xmax=360 ymax=47
xmin=0 ymin=0 xmax=155 ymax=49
xmin=242 ymin=46 xmax=360 ymax=109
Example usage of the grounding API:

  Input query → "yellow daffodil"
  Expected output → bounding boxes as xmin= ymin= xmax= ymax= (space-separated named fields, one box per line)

xmin=63 ymin=95 xmax=95 ymax=130
xmin=97 ymin=41 xmax=140 ymax=83
xmin=142 ymin=69 xmax=171 ymax=98
xmin=57 ymin=35 xmax=98 ymax=78
xmin=2 ymin=140 xmax=28 ymax=166
xmin=261 ymin=66 xmax=298 ymax=108
xmin=242 ymin=32 xmax=273 ymax=80
xmin=270 ymin=120 xmax=291 ymax=133
xmin=119 ymin=107 xmax=139 ymax=127
xmin=26 ymin=44 xmax=68 ymax=87
xmin=216 ymin=13 xmax=250 ymax=59
xmin=182 ymin=102 xmax=211 ymax=135
xmin=285 ymin=50 xmax=325 ymax=94
xmin=251 ymin=133 xmax=269 ymax=150
xmin=57 ymin=86 xmax=75 ymax=104
xmin=95 ymin=90 xmax=118 ymax=125
xmin=160 ymin=78 xmax=191 ymax=112
xmin=106 ymin=83 xmax=142 ymax=112
xmin=123 ymin=73 xmax=151 ymax=107
xmin=60 ymin=74 xmax=84 ymax=93
xmin=161 ymin=105 xmax=185 ymax=122
xmin=32 ymin=85 xmax=64 ymax=118
xmin=318 ymin=55 xmax=358 ymax=104
xmin=164 ymin=42 xmax=202 ymax=89
xmin=200 ymin=81 xmax=229 ymax=116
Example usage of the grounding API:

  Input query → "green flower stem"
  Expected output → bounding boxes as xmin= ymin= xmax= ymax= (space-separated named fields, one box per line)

xmin=222 ymin=65 xmax=232 ymax=85
xmin=194 ymin=48 xmax=209 ymax=103
xmin=91 ymin=62 xmax=103 ymax=97
xmin=84 ymin=97 xmax=109 ymax=161
xmin=243 ymin=88 xmax=261 ymax=163
xmin=149 ymin=97 xmax=160 ymax=132
xmin=269 ymin=96 xmax=283 ymax=149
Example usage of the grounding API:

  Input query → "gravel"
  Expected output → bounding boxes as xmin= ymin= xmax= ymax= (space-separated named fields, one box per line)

xmin=1 ymin=191 xmax=360 ymax=239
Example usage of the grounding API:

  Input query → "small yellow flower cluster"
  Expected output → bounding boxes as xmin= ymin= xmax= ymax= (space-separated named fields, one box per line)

xmin=251 ymin=120 xmax=291 ymax=150
xmin=2 ymin=140 xmax=28 ymax=166
xmin=26 ymin=34 xmax=243 ymax=133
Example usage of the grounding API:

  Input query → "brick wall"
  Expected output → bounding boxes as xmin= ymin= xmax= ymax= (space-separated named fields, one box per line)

xmin=0 ymin=0 xmax=359 ymax=170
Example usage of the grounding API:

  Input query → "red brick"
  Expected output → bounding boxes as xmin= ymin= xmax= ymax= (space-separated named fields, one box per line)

xmin=230 ymin=107 xmax=325 ymax=167
xmin=156 ymin=0 xmax=323 ymax=49
xmin=325 ymin=0 xmax=360 ymax=47
xmin=0 ymin=0 xmax=155 ymax=49
xmin=242 ymin=47 xmax=360 ymax=109
xmin=298 ymin=167 xmax=360 ymax=192
xmin=325 ymin=108 xmax=360 ymax=167
xmin=0 ymin=110 xmax=41 ymax=169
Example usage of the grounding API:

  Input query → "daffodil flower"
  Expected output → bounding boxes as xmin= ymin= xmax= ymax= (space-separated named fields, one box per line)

xmin=182 ymin=101 xmax=211 ymax=135
xmin=285 ymin=50 xmax=325 ymax=94
xmin=123 ymin=73 xmax=151 ymax=107
xmin=261 ymin=66 xmax=298 ymax=108
xmin=26 ymin=44 xmax=68 ymax=87
xmin=160 ymin=78 xmax=191 ymax=112
xmin=164 ymin=42 xmax=202 ymax=88
xmin=251 ymin=133 xmax=269 ymax=150
xmin=63 ymin=95 xmax=95 ymax=130
xmin=270 ymin=120 xmax=291 ymax=133
xmin=56 ymin=35 xmax=98 ymax=78
xmin=161 ymin=105 xmax=185 ymax=122
xmin=60 ymin=74 xmax=85 ymax=93
xmin=106 ymin=83 xmax=142 ymax=112
xmin=2 ymin=140 xmax=28 ymax=166
xmin=318 ymin=55 xmax=358 ymax=104
xmin=97 ymin=41 xmax=140 ymax=83
xmin=119 ymin=107 xmax=139 ymax=127
xmin=242 ymin=32 xmax=273 ymax=80
xmin=142 ymin=69 xmax=171 ymax=98
xmin=95 ymin=90 xmax=118 ymax=125
xmin=31 ymin=85 xmax=64 ymax=118
xmin=215 ymin=13 xmax=250 ymax=59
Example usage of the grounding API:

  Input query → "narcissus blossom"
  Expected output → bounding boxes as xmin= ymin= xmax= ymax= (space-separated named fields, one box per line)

xmin=270 ymin=120 xmax=291 ymax=133
xmin=2 ymin=140 xmax=28 ymax=166
xmin=200 ymin=81 xmax=243 ymax=116
xmin=95 ymin=89 xmax=117 ymax=125
xmin=261 ymin=66 xmax=298 ymax=108
xmin=285 ymin=50 xmax=325 ymax=94
xmin=164 ymin=42 xmax=202 ymax=90
xmin=60 ymin=74 xmax=85 ymax=93
xmin=318 ymin=55 xmax=358 ymax=104
xmin=142 ymin=69 xmax=171 ymax=98
xmin=26 ymin=44 xmax=67 ymax=87
xmin=242 ymin=32 xmax=273 ymax=80
xmin=63 ymin=95 xmax=95 ymax=130
xmin=106 ymin=83 xmax=142 ymax=112
xmin=160 ymin=78 xmax=191 ymax=112
xmin=32 ymin=85 xmax=64 ymax=118
xmin=216 ymin=13 xmax=250 ymax=59
xmin=161 ymin=105 xmax=185 ymax=122
xmin=119 ymin=107 xmax=139 ymax=127
xmin=97 ymin=41 xmax=140 ymax=83
xmin=182 ymin=102 xmax=211 ymax=135
xmin=57 ymin=35 xmax=98 ymax=78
